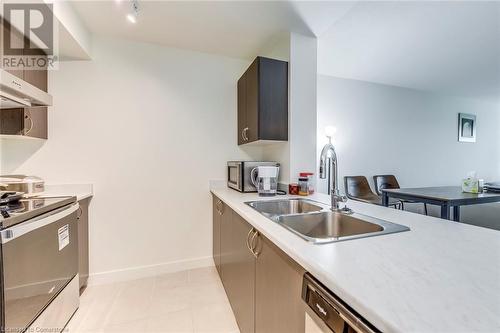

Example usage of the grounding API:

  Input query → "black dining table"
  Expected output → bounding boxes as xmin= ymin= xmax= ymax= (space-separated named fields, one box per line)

xmin=381 ymin=186 xmax=500 ymax=221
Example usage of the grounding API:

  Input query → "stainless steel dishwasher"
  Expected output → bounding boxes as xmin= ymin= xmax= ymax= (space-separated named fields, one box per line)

xmin=302 ymin=273 xmax=379 ymax=333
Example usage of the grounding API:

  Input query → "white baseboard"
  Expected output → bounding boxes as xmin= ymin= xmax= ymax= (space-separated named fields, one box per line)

xmin=88 ymin=256 xmax=214 ymax=286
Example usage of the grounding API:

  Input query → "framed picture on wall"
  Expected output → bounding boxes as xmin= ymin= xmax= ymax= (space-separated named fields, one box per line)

xmin=458 ymin=113 xmax=476 ymax=143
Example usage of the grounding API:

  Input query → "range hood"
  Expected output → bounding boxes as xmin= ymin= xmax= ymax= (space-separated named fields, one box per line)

xmin=0 ymin=69 xmax=53 ymax=109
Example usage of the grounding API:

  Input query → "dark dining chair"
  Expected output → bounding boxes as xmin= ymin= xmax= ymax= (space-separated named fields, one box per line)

xmin=344 ymin=176 xmax=401 ymax=208
xmin=373 ymin=174 xmax=428 ymax=215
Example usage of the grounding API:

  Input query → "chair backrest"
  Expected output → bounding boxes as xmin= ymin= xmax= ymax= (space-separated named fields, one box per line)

xmin=373 ymin=175 xmax=401 ymax=196
xmin=344 ymin=176 xmax=377 ymax=200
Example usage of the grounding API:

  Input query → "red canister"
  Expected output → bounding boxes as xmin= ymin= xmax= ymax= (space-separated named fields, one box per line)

xmin=289 ymin=183 xmax=299 ymax=195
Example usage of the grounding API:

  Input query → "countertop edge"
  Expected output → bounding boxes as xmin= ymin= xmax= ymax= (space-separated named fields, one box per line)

xmin=40 ymin=183 xmax=94 ymax=202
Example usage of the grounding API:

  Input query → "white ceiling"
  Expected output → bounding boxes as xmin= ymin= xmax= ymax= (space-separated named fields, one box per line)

xmin=71 ymin=0 xmax=354 ymax=60
xmin=318 ymin=1 xmax=500 ymax=103
xmin=72 ymin=1 xmax=500 ymax=102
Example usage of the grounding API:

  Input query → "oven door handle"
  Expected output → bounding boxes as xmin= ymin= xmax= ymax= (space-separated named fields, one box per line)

xmin=1 ymin=203 xmax=79 ymax=244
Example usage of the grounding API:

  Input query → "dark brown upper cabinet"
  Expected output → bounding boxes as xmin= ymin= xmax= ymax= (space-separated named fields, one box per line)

xmin=0 ymin=20 xmax=48 ymax=140
xmin=1 ymin=22 xmax=24 ymax=80
xmin=0 ymin=108 xmax=48 ymax=139
xmin=237 ymin=56 xmax=288 ymax=145
xmin=23 ymin=62 xmax=48 ymax=92
xmin=1 ymin=22 xmax=48 ymax=92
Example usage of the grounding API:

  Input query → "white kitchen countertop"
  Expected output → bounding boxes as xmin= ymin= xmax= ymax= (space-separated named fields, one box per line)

xmin=210 ymin=186 xmax=500 ymax=333
xmin=39 ymin=183 xmax=93 ymax=201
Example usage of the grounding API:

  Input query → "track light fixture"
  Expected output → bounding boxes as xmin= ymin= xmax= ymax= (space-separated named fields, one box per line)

xmin=127 ymin=0 xmax=139 ymax=24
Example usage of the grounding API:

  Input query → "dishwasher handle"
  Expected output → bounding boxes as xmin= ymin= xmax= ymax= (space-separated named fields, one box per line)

xmin=302 ymin=273 xmax=380 ymax=333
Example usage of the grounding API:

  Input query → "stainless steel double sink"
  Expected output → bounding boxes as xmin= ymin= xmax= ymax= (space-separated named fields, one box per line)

xmin=246 ymin=199 xmax=409 ymax=244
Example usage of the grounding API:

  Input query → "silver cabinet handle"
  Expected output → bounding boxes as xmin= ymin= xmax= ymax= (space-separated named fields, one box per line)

xmin=77 ymin=206 xmax=83 ymax=219
xmin=24 ymin=111 xmax=34 ymax=135
xmin=219 ymin=201 xmax=224 ymax=215
xmin=242 ymin=127 xmax=249 ymax=141
xmin=246 ymin=228 xmax=254 ymax=254
xmin=216 ymin=200 xmax=223 ymax=215
xmin=250 ymin=230 xmax=260 ymax=258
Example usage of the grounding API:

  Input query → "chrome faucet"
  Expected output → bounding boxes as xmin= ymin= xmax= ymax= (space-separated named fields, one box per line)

xmin=319 ymin=136 xmax=350 ymax=213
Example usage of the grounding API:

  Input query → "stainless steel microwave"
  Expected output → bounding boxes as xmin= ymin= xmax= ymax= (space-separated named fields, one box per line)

xmin=227 ymin=161 xmax=279 ymax=192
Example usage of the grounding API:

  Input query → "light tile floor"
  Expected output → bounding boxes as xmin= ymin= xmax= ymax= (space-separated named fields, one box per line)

xmin=66 ymin=266 xmax=240 ymax=333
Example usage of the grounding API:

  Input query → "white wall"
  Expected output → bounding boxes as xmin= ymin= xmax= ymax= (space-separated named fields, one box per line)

xmin=259 ymin=33 xmax=291 ymax=184
xmin=1 ymin=37 xmax=263 ymax=279
xmin=259 ymin=32 xmax=318 ymax=185
xmin=317 ymin=75 xmax=500 ymax=229
xmin=289 ymin=33 xmax=317 ymax=182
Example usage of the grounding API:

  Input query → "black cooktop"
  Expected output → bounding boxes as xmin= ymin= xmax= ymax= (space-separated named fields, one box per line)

xmin=0 ymin=196 xmax=77 ymax=230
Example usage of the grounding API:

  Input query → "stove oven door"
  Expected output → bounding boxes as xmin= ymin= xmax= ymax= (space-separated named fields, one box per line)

xmin=1 ymin=203 xmax=79 ymax=332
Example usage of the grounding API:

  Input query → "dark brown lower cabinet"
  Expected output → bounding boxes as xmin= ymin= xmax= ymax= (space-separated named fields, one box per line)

xmin=254 ymin=233 xmax=306 ymax=333
xmin=78 ymin=198 xmax=91 ymax=292
xmin=212 ymin=195 xmax=222 ymax=275
xmin=212 ymin=196 xmax=305 ymax=333
xmin=220 ymin=211 xmax=255 ymax=333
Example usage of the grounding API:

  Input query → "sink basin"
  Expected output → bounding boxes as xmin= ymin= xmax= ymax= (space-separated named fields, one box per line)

xmin=247 ymin=199 xmax=324 ymax=217
xmin=246 ymin=199 xmax=410 ymax=243
xmin=278 ymin=211 xmax=382 ymax=238
xmin=277 ymin=211 xmax=409 ymax=243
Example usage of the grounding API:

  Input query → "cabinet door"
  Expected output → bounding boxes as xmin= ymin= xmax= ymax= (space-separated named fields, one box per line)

xmin=23 ymin=67 xmax=48 ymax=92
xmin=78 ymin=198 xmax=90 ymax=291
xmin=245 ymin=58 xmax=259 ymax=143
xmin=22 ymin=48 xmax=48 ymax=92
xmin=237 ymin=76 xmax=247 ymax=145
xmin=212 ymin=195 xmax=222 ymax=275
xmin=1 ymin=21 xmax=48 ymax=88
xmin=220 ymin=203 xmax=231 ymax=288
xmin=0 ymin=109 xmax=24 ymax=135
xmin=237 ymin=56 xmax=288 ymax=145
xmin=255 ymin=234 xmax=305 ymax=333
xmin=0 ymin=108 xmax=47 ymax=139
xmin=18 ymin=50 xmax=48 ymax=140
xmin=24 ymin=108 xmax=48 ymax=139
xmin=1 ymin=21 xmax=24 ymax=79
xmin=258 ymin=57 xmax=288 ymax=141
xmin=221 ymin=211 xmax=255 ymax=333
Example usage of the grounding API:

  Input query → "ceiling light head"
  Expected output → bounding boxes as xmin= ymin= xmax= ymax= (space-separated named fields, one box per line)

xmin=126 ymin=13 xmax=137 ymax=23
xmin=127 ymin=0 xmax=139 ymax=24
